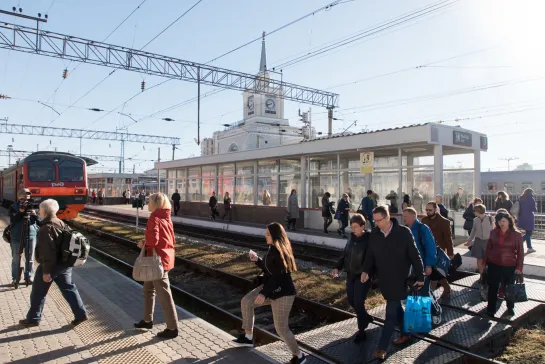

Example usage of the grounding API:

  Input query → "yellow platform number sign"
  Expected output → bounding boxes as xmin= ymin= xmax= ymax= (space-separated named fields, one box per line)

xmin=360 ymin=152 xmax=374 ymax=174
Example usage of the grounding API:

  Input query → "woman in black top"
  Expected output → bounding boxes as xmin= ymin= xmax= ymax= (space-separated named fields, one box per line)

xmin=463 ymin=197 xmax=483 ymax=234
xmin=234 ymin=223 xmax=306 ymax=364
xmin=322 ymin=192 xmax=333 ymax=234
xmin=495 ymin=191 xmax=513 ymax=212
xmin=332 ymin=214 xmax=372 ymax=343
xmin=222 ymin=192 xmax=232 ymax=222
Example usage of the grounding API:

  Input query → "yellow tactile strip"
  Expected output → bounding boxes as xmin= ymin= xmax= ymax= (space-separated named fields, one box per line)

xmin=49 ymin=283 xmax=164 ymax=364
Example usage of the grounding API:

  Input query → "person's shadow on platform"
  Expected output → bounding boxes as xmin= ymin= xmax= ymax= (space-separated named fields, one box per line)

xmin=0 ymin=325 xmax=72 ymax=344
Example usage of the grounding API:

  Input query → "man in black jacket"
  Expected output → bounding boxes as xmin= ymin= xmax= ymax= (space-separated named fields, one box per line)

xmin=19 ymin=199 xmax=87 ymax=327
xmin=171 ymin=189 xmax=181 ymax=216
xmin=361 ymin=206 xmax=424 ymax=360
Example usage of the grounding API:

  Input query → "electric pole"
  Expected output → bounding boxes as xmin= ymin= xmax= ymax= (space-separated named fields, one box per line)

xmin=500 ymin=157 xmax=519 ymax=171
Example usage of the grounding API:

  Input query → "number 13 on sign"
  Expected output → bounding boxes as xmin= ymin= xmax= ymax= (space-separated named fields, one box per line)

xmin=360 ymin=152 xmax=374 ymax=174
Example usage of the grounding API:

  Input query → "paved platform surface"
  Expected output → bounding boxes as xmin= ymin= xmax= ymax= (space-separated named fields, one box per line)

xmin=258 ymin=276 xmax=545 ymax=363
xmin=0 ymin=219 xmax=274 ymax=363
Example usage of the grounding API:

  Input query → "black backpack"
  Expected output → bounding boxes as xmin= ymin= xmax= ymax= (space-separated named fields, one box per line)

xmin=60 ymin=227 xmax=90 ymax=267
xmin=2 ymin=225 xmax=11 ymax=244
xmin=48 ymin=222 xmax=90 ymax=267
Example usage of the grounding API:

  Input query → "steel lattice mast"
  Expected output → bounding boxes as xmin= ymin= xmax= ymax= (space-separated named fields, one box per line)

xmin=0 ymin=123 xmax=180 ymax=145
xmin=0 ymin=22 xmax=339 ymax=109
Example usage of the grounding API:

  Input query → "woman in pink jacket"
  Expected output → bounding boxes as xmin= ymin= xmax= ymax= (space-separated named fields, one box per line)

xmin=135 ymin=192 xmax=179 ymax=338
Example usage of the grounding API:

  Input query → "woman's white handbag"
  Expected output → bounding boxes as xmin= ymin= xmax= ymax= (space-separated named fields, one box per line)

xmin=133 ymin=244 xmax=164 ymax=282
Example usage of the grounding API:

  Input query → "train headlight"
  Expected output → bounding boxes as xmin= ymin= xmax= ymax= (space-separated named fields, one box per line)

xmin=75 ymin=189 xmax=84 ymax=194
xmin=30 ymin=189 xmax=40 ymax=194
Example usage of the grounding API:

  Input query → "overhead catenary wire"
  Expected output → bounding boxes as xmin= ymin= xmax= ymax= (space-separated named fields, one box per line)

xmin=40 ymin=0 xmax=150 ymax=126
xmin=272 ymin=0 xmax=459 ymax=70
xmin=131 ymin=0 xmax=456 ymax=125
xmin=120 ymin=0 xmax=353 ymax=127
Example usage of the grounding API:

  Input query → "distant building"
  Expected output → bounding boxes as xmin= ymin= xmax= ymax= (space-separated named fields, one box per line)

xmin=206 ymin=32 xmax=314 ymax=155
xmin=201 ymin=138 xmax=214 ymax=156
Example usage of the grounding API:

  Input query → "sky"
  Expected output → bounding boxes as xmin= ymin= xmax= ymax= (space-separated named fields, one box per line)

xmin=1 ymin=0 xmax=545 ymax=173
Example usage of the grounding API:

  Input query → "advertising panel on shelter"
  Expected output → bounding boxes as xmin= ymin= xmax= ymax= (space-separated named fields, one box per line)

xmin=360 ymin=152 xmax=374 ymax=174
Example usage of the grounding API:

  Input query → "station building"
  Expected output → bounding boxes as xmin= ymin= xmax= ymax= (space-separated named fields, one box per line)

xmin=156 ymin=122 xmax=488 ymax=231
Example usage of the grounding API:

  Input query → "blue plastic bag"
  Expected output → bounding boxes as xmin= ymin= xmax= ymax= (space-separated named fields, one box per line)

xmin=404 ymin=294 xmax=432 ymax=333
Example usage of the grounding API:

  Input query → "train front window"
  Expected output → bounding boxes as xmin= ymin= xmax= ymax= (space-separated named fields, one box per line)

xmin=28 ymin=160 xmax=56 ymax=182
xmin=59 ymin=160 xmax=84 ymax=182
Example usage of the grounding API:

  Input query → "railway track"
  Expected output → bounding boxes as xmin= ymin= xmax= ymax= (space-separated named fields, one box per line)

xmin=71 ymin=218 xmax=502 ymax=364
xmin=81 ymin=208 xmax=340 ymax=266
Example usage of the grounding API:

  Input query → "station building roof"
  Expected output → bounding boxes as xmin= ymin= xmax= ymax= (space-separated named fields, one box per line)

xmin=156 ymin=123 xmax=487 ymax=170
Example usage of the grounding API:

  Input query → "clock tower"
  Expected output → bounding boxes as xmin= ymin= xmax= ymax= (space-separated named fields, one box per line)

xmin=243 ymin=32 xmax=286 ymax=125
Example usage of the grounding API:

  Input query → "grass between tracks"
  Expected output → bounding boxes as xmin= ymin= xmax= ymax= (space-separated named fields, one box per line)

xmin=74 ymin=216 xmax=386 ymax=312
xmin=497 ymin=323 xmax=545 ymax=364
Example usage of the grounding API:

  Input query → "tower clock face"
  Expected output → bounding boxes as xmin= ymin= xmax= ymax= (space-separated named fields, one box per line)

xmin=248 ymin=96 xmax=254 ymax=111
xmin=265 ymin=98 xmax=275 ymax=110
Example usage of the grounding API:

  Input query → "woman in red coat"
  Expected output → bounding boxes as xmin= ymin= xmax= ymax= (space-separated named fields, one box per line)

xmin=481 ymin=210 xmax=524 ymax=317
xmin=135 ymin=192 xmax=179 ymax=338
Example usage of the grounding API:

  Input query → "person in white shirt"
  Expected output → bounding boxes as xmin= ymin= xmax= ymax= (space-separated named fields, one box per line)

xmin=465 ymin=204 xmax=494 ymax=275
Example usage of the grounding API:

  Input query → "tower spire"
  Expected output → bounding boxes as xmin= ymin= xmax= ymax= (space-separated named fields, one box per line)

xmin=259 ymin=31 xmax=267 ymax=74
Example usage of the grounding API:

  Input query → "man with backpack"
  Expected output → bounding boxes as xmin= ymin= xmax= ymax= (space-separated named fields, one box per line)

xmin=19 ymin=199 xmax=88 ymax=327
xmin=403 ymin=207 xmax=443 ymax=325
xmin=422 ymin=201 xmax=454 ymax=302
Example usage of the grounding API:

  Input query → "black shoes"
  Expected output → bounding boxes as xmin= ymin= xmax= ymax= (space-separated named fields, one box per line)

xmin=353 ymin=331 xmax=366 ymax=344
xmin=290 ymin=354 xmax=307 ymax=364
xmin=72 ymin=317 xmax=88 ymax=326
xmin=157 ymin=328 xmax=178 ymax=339
xmin=19 ymin=319 xmax=39 ymax=327
xmin=134 ymin=320 xmax=153 ymax=330
xmin=134 ymin=320 xmax=177 ymax=338
xmin=233 ymin=334 xmax=253 ymax=347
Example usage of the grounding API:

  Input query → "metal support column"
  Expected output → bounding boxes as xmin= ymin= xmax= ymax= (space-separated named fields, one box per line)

xmin=300 ymin=156 xmax=307 ymax=208
xmin=184 ymin=168 xmax=189 ymax=202
xmin=474 ymin=150 xmax=481 ymax=199
xmin=197 ymin=67 xmax=201 ymax=146
xmin=407 ymin=155 xmax=414 ymax=198
xmin=157 ymin=148 xmax=161 ymax=193
xmin=215 ymin=164 xmax=219 ymax=196
xmin=434 ymin=144 xmax=444 ymax=197
xmin=337 ymin=153 xmax=341 ymax=201
xmin=328 ymin=108 xmax=333 ymax=137
xmin=398 ymin=148 xmax=403 ymax=214
xmin=253 ymin=161 xmax=258 ymax=206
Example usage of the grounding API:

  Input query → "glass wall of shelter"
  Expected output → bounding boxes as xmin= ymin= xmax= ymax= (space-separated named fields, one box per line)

xmin=165 ymin=151 xmax=476 ymax=211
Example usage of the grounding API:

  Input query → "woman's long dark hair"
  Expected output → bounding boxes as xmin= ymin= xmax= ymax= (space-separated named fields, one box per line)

xmin=403 ymin=194 xmax=411 ymax=204
xmin=267 ymin=222 xmax=297 ymax=273
xmin=494 ymin=211 xmax=519 ymax=232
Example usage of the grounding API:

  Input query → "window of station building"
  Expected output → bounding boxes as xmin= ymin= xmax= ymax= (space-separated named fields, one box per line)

xmin=258 ymin=176 xmax=277 ymax=206
xmin=279 ymin=174 xmax=301 ymax=207
xmin=258 ymin=159 xmax=279 ymax=174
xmin=236 ymin=161 xmax=254 ymax=175
xmin=487 ymin=182 xmax=497 ymax=191
xmin=187 ymin=177 xmax=201 ymax=202
xmin=279 ymin=159 xmax=300 ymax=173
xmin=28 ymin=160 xmax=56 ymax=182
xmin=235 ymin=162 xmax=254 ymax=204
xmin=308 ymin=156 xmax=337 ymax=171
xmin=218 ymin=164 xmax=235 ymax=198
xmin=235 ymin=175 xmax=253 ymax=205
xmin=521 ymin=182 xmax=532 ymax=190
xmin=308 ymin=171 xmax=338 ymax=209
xmin=59 ymin=160 xmax=84 ymax=182
xmin=202 ymin=166 xmax=217 ymax=201
xmin=504 ymin=182 xmax=515 ymax=194
xmin=541 ymin=182 xmax=545 ymax=192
